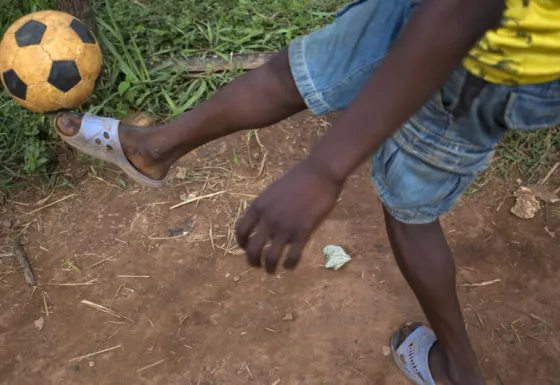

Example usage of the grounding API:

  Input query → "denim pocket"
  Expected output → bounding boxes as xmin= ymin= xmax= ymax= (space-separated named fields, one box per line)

xmin=428 ymin=68 xmax=487 ymax=121
xmin=422 ymin=68 xmax=468 ymax=122
xmin=505 ymin=92 xmax=560 ymax=131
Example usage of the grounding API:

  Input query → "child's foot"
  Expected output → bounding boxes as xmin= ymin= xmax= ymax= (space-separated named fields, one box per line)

xmin=55 ymin=113 xmax=173 ymax=183
xmin=393 ymin=323 xmax=450 ymax=385
xmin=393 ymin=323 xmax=484 ymax=385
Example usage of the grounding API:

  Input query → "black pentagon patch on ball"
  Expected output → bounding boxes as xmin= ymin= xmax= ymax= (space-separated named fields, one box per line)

xmin=3 ymin=70 xmax=27 ymax=99
xmin=70 ymin=19 xmax=96 ymax=44
xmin=15 ymin=20 xmax=47 ymax=47
xmin=48 ymin=61 xmax=82 ymax=92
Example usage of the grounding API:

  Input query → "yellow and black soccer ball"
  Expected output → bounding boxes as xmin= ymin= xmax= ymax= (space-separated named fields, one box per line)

xmin=0 ymin=10 xmax=102 ymax=113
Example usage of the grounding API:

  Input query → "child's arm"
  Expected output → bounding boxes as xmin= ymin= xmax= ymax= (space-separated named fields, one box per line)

xmin=237 ymin=0 xmax=506 ymax=273
xmin=307 ymin=0 xmax=505 ymax=183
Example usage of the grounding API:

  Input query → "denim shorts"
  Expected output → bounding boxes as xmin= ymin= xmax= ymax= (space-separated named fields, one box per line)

xmin=288 ymin=0 xmax=560 ymax=224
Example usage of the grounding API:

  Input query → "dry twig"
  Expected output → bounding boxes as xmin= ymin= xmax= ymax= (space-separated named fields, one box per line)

xmin=68 ymin=345 xmax=122 ymax=362
xmin=169 ymin=52 xmax=275 ymax=73
xmin=81 ymin=300 xmax=134 ymax=323
xmin=537 ymin=162 xmax=559 ymax=186
xmin=117 ymin=275 xmax=150 ymax=278
xmin=495 ymin=301 xmax=554 ymax=332
xmin=460 ymin=279 xmax=501 ymax=287
xmin=137 ymin=358 xmax=168 ymax=373
xmin=43 ymin=279 xmax=97 ymax=286
xmin=89 ymin=254 xmax=118 ymax=268
xmin=25 ymin=194 xmax=75 ymax=216
xmin=170 ymin=191 xmax=227 ymax=209
xmin=42 ymin=292 xmax=50 ymax=316
xmin=13 ymin=237 xmax=36 ymax=286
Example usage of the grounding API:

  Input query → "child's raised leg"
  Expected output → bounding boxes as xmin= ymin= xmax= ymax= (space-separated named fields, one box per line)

xmin=56 ymin=48 xmax=306 ymax=181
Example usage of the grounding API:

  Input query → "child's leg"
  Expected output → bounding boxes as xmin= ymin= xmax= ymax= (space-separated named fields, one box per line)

xmin=57 ymin=0 xmax=415 ymax=183
xmin=57 ymin=48 xmax=306 ymax=180
xmin=385 ymin=209 xmax=484 ymax=385
xmin=371 ymin=60 xmax=513 ymax=384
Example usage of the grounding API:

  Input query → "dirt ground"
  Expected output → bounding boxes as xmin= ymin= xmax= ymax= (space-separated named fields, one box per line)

xmin=1 ymin=113 xmax=559 ymax=385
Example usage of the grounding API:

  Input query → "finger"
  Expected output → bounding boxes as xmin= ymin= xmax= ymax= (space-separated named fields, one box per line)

xmin=264 ymin=233 xmax=289 ymax=275
xmin=235 ymin=206 xmax=259 ymax=249
xmin=245 ymin=225 xmax=270 ymax=268
xmin=283 ymin=236 xmax=306 ymax=270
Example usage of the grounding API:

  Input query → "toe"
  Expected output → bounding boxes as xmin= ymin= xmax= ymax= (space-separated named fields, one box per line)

xmin=393 ymin=322 xmax=451 ymax=385
xmin=394 ymin=322 xmax=424 ymax=348
xmin=55 ymin=113 xmax=84 ymax=136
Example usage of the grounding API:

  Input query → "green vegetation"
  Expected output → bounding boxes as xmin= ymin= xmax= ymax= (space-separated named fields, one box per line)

xmin=1 ymin=0 xmax=56 ymax=189
xmin=497 ymin=129 xmax=560 ymax=183
xmin=0 ymin=0 xmax=558 ymax=191
xmin=92 ymin=0 xmax=343 ymax=117
xmin=0 ymin=0 xmax=343 ymax=190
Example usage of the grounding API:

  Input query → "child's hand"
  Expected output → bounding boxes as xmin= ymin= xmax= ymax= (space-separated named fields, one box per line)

xmin=236 ymin=159 xmax=343 ymax=274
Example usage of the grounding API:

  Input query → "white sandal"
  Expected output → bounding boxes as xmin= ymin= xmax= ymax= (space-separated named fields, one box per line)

xmin=391 ymin=325 xmax=437 ymax=385
xmin=55 ymin=113 xmax=168 ymax=188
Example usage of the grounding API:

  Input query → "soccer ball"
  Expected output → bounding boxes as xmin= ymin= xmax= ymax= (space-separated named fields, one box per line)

xmin=0 ymin=10 xmax=102 ymax=113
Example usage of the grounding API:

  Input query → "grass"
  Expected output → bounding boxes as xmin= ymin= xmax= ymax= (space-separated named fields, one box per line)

xmin=0 ymin=0 xmax=58 ymax=190
xmin=0 ymin=0 xmax=558 ymax=192
xmin=0 ymin=0 xmax=344 ymax=192
xmin=0 ymin=99 xmax=53 ymax=189
xmin=497 ymin=129 xmax=560 ymax=184
xmin=91 ymin=0 xmax=344 ymax=118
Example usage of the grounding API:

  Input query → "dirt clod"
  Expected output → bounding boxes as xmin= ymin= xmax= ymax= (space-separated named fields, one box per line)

xmin=34 ymin=317 xmax=45 ymax=331
xmin=510 ymin=187 xmax=541 ymax=219
xmin=382 ymin=346 xmax=391 ymax=356
xmin=175 ymin=167 xmax=188 ymax=180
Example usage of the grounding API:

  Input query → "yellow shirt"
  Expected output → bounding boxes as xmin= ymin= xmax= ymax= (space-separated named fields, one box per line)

xmin=463 ymin=0 xmax=560 ymax=85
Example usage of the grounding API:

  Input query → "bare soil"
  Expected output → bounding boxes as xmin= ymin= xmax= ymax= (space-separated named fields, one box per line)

xmin=1 ymin=113 xmax=559 ymax=385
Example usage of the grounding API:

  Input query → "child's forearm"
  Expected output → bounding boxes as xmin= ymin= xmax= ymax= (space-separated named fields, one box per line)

xmin=306 ymin=0 xmax=505 ymax=183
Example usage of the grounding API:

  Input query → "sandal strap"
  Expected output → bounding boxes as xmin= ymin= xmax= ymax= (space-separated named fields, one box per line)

xmin=392 ymin=325 xmax=437 ymax=385
xmin=55 ymin=113 xmax=168 ymax=188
